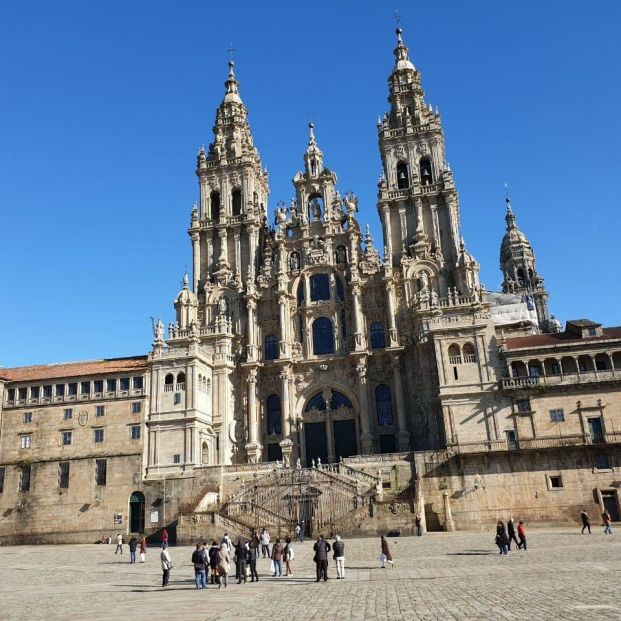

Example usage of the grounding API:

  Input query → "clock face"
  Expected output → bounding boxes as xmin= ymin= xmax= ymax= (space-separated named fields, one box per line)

xmin=78 ymin=411 xmax=88 ymax=426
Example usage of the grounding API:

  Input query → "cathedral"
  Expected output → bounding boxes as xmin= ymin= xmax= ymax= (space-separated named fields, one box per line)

xmin=1 ymin=29 xmax=620 ymax=542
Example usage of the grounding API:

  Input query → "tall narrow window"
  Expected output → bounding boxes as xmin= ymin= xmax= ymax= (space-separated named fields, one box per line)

xmin=20 ymin=464 xmax=31 ymax=492
xmin=264 ymin=334 xmax=279 ymax=361
xmin=58 ymin=462 xmax=70 ymax=489
xmin=376 ymin=384 xmax=394 ymax=426
xmin=232 ymin=189 xmax=242 ymax=216
xmin=210 ymin=191 xmax=221 ymax=220
xmin=312 ymin=317 xmax=335 ymax=355
xmin=396 ymin=161 xmax=409 ymax=189
xmin=336 ymin=276 xmax=345 ymax=301
xmin=0 ymin=466 xmax=5 ymax=493
xmin=370 ymin=322 xmax=385 ymax=349
xmin=266 ymin=394 xmax=282 ymax=435
xmin=297 ymin=281 xmax=305 ymax=306
xmin=95 ymin=459 xmax=107 ymax=486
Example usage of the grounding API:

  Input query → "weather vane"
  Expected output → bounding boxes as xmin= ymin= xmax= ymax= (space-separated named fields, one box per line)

xmin=226 ymin=43 xmax=236 ymax=61
xmin=393 ymin=9 xmax=402 ymax=26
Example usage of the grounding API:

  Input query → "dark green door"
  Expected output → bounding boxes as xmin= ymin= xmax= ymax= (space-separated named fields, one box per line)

xmin=129 ymin=492 xmax=145 ymax=533
xmin=333 ymin=419 xmax=358 ymax=460
xmin=304 ymin=422 xmax=328 ymax=466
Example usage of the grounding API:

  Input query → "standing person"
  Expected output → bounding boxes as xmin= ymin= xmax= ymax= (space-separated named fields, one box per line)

xmin=247 ymin=540 xmax=259 ymax=582
xmin=221 ymin=532 xmax=232 ymax=550
xmin=271 ymin=538 xmax=284 ymax=577
xmin=161 ymin=528 xmax=169 ymax=548
xmin=128 ymin=536 xmax=138 ymax=564
xmin=208 ymin=541 xmax=220 ymax=585
xmin=313 ymin=534 xmax=331 ymax=582
xmin=299 ymin=521 xmax=305 ymax=543
xmin=295 ymin=523 xmax=303 ymax=544
xmin=216 ymin=542 xmax=231 ymax=589
xmin=507 ymin=517 xmax=519 ymax=551
xmin=191 ymin=543 xmax=207 ymax=590
xmin=581 ymin=510 xmax=592 ymax=534
xmin=235 ymin=539 xmax=247 ymax=584
xmin=283 ymin=537 xmax=295 ymax=576
xmin=115 ymin=533 xmax=123 ymax=555
xmin=415 ymin=514 xmax=423 ymax=537
xmin=160 ymin=543 xmax=173 ymax=587
xmin=332 ymin=535 xmax=345 ymax=579
xmin=380 ymin=535 xmax=394 ymax=568
xmin=260 ymin=528 xmax=271 ymax=558
xmin=139 ymin=535 xmax=147 ymax=563
xmin=495 ymin=520 xmax=509 ymax=555
xmin=602 ymin=510 xmax=613 ymax=535
xmin=517 ymin=521 xmax=527 ymax=550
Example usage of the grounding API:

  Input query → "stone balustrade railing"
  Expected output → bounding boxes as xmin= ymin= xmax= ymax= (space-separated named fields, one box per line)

xmin=501 ymin=370 xmax=619 ymax=390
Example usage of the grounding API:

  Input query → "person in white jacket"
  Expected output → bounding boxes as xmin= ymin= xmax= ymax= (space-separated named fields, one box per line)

xmin=160 ymin=543 xmax=173 ymax=587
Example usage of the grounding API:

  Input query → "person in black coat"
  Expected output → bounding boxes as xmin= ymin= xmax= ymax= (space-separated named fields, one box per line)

xmin=234 ymin=539 xmax=247 ymax=584
xmin=495 ymin=520 xmax=509 ymax=555
xmin=507 ymin=517 xmax=519 ymax=550
xmin=246 ymin=542 xmax=259 ymax=582
xmin=313 ymin=534 xmax=331 ymax=582
xmin=208 ymin=541 xmax=220 ymax=584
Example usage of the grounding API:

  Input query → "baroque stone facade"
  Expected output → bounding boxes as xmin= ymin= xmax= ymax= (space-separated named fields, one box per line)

xmin=1 ymin=29 xmax=620 ymax=541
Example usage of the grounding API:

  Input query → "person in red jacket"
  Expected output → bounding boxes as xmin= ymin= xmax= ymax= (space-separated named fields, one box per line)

xmin=517 ymin=521 xmax=527 ymax=550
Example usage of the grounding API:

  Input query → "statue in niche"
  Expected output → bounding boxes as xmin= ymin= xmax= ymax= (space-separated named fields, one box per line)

xmin=289 ymin=252 xmax=300 ymax=271
xmin=336 ymin=246 xmax=347 ymax=264
xmin=309 ymin=198 xmax=322 ymax=222
xmin=218 ymin=296 xmax=229 ymax=316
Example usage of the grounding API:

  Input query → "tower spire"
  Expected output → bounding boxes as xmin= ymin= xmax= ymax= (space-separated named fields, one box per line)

xmin=223 ymin=60 xmax=242 ymax=104
xmin=393 ymin=27 xmax=415 ymax=72
xmin=304 ymin=122 xmax=324 ymax=177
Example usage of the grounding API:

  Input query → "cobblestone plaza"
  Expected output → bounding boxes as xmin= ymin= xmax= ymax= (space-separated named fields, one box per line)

xmin=1 ymin=529 xmax=619 ymax=621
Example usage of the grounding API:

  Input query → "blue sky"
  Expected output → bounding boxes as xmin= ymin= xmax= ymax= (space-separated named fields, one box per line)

xmin=1 ymin=1 xmax=620 ymax=367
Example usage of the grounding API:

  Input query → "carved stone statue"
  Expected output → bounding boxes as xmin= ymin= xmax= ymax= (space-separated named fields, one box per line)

xmin=296 ymin=457 xmax=302 ymax=469
xmin=218 ymin=296 xmax=228 ymax=316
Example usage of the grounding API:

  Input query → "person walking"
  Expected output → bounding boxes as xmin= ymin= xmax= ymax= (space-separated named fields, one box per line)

xmin=517 ymin=521 xmax=527 ymax=550
xmin=380 ymin=535 xmax=394 ymax=568
xmin=602 ymin=510 xmax=613 ymax=535
xmin=495 ymin=520 xmax=509 ymax=555
xmin=247 ymin=541 xmax=259 ymax=582
xmin=581 ymin=510 xmax=591 ymax=534
xmin=161 ymin=528 xmax=169 ymax=548
xmin=115 ymin=533 xmax=123 ymax=555
xmin=332 ymin=535 xmax=345 ymax=579
xmin=415 ymin=514 xmax=423 ymax=537
xmin=313 ymin=534 xmax=331 ymax=582
xmin=128 ymin=536 xmax=138 ymax=564
xmin=283 ymin=537 xmax=295 ymax=576
xmin=216 ymin=542 xmax=231 ymax=589
xmin=208 ymin=541 xmax=220 ymax=584
xmin=271 ymin=538 xmax=284 ymax=577
xmin=139 ymin=535 xmax=147 ymax=563
xmin=191 ymin=543 xmax=207 ymax=590
xmin=235 ymin=539 xmax=248 ymax=584
xmin=295 ymin=523 xmax=303 ymax=544
xmin=260 ymin=528 xmax=271 ymax=558
xmin=507 ymin=517 xmax=519 ymax=551
xmin=160 ymin=543 xmax=173 ymax=587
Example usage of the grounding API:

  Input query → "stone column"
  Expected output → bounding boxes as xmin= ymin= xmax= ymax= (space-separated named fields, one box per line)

xmin=381 ymin=204 xmax=393 ymax=262
xmin=246 ymin=298 xmax=257 ymax=361
xmin=356 ymin=359 xmax=374 ymax=454
xmin=323 ymin=388 xmax=336 ymax=463
xmin=392 ymin=356 xmax=411 ymax=451
xmin=191 ymin=231 xmax=200 ymax=293
xmin=386 ymin=283 xmax=399 ymax=347
xmin=352 ymin=283 xmax=365 ymax=351
xmin=278 ymin=297 xmax=289 ymax=358
xmin=248 ymin=226 xmax=258 ymax=278
xmin=245 ymin=368 xmax=262 ymax=463
xmin=280 ymin=369 xmax=291 ymax=437
xmin=217 ymin=228 xmax=229 ymax=269
xmin=442 ymin=491 xmax=456 ymax=531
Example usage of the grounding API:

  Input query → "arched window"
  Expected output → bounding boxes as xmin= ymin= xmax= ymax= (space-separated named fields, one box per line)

xmin=312 ymin=317 xmax=335 ymax=355
xmin=202 ymin=441 xmax=209 ymax=465
xmin=210 ymin=191 xmax=221 ymax=220
xmin=420 ymin=158 xmax=433 ymax=185
xmin=304 ymin=390 xmax=352 ymax=412
xmin=376 ymin=384 xmax=394 ymax=426
xmin=264 ymin=334 xmax=279 ymax=361
xmin=310 ymin=274 xmax=330 ymax=302
xmin=336 ymin=276 xmax=345 ymax=302
xmin=308 ymin=194 xmax=323 ymax=221
xmin=176 ymin=372 xmax=186 ymax=387
xmin=370 ymin=322 xmax=385 ymax=349
xmin=232 ymin=189 xmax=242 ymax=216
xmin=266 ymin=394 xmax=281 ymax=435
xmin=297 ymin=281 xmax=305 ymax=306
xmin=164 ymin=373 xmax=174 ymax=386
xmin=396 ymin=161 xmax=409 ymax=189
xmin=448 ymin=344 xmax=462 ymax=365
xmin=462 ymin=343 xmax=476 ymax=363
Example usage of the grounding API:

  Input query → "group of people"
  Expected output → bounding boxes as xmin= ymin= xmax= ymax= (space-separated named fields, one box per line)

xmin=107 ymin=533 xmax=148 ymax=563
xmin=495 ymin=518 xmax=527 ymax=554
xmin=581 ymin=509 xmax=614 ymax=535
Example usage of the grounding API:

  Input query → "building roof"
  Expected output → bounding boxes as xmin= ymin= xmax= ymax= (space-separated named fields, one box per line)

xmin=504 ymin=327 xmax=621 ymax=351
xmin=0 ymin=356 xmax=148 ymax=383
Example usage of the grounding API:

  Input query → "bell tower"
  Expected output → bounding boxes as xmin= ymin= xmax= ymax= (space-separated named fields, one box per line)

xmin=193 ymin=60 xmax=269 ymax=290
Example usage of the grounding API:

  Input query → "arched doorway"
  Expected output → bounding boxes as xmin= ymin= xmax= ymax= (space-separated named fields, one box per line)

xmin=129 ymin=491 xmax=145 ymax=533
xmin=302 ymin=390 xmax=358 ymax=465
